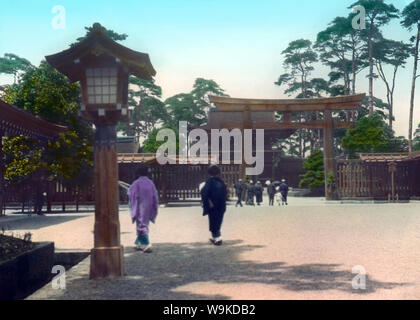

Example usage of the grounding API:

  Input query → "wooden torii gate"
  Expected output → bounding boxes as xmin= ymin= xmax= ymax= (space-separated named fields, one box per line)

xmin=208 ymin=93 xmax=365 ymax=200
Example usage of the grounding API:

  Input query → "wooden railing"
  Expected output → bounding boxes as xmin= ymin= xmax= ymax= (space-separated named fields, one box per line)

xmin=8 ymin=158 xmax=417 ymax=210
xmin=3 ymin=163 xmax=242 ymax=212
xmin=120 ymin=163 xmax=240 ymax=203
xmin=337 ymin=160 xmax=419 ymax=200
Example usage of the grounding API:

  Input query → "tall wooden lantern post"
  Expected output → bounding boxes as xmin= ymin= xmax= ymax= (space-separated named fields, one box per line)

xmin=46 ymin=23 xmax=156 ymax=279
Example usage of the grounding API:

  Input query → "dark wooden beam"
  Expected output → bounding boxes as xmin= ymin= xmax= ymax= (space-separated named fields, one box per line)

xmin=323 ymin=110 xmax=338 ymax=200
xmin=89 ymin=125 xmax=124 ymax=279
xmin=215 ymin=102 xmax=361 ymax=112
xmin=218 ymin=121 xmax=353 ymax=130
xmin=209 ymin=94 xmax=366 ymax=112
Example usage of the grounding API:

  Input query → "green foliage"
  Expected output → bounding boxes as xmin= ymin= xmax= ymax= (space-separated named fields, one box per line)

xmin=373 ymin=38 xmax=411 ymax=127
xmin=281 ymin=39 xmax=318 ymax=73
xmin=373 ymin=39 xmax=412 ymax=68
xmin=414 ymin=140 xmax=420 ymax=151
xmin=2 ymin=61 xmax=94 ymax=187
xmin=3 ymin=61 xmax=81 ymax=124
xmin=0 ymin=53 xmax=34 ymax=83
xmin=275 ymin=39 xmax=318 ymax=98
xmin=71 ymin=23 xmax=128 ymax=47
xmin=190 ymin=78 xmax=228 ymax=110
xmin=142 ymin=126 xmax=179 ymax=154
xmin=299 ymin=150 xmax=325 ymax=190
xmin=349 ymin=0 xmax=399 ymax=114
xmin=2 ymin=136 xmax=43 ymax=184
xmin=401 ymin=1 xmax=420 ymax=151
xmin=117 ymin=77 xmax=168 ymax=140
xmin=342 ymin=113 xmax=408 ymax=157
xmin=316 ymin=14 xmax=369 ymax=95
xmin=275 ymin=39 xmax=326 ymax=158
xmin=401 ymin=0 xmax=420 ymax=30
xmin=413 ymin=123 xmax=420 ymax=151
xmin=357 ymin=95 xmax=390 ymax=120
xmin=164 ymin=78 xmax=228 ymax=128
xmin=165 ymin=93 xmax=205 ymax=128
xmin=326 ymin=171 xmax=335 ymax=186
xmin=349 ymin=0 xmax=399 ymax=27
xmin=45 ymin=131 xmax=93 ymax=186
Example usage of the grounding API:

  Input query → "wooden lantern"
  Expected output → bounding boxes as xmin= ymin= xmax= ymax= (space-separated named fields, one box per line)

xmin=46 ymin=23 xmax=156 ymax=279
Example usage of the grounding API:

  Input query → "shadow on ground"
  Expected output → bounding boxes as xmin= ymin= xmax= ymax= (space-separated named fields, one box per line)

xmin=39 ymin=240 xmax=410 ymax=300
xmin=0 ymin=215 xmax=88 ymax=231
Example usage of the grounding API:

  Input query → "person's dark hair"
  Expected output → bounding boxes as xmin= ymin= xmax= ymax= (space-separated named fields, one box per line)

xmin=208 ymin=165 xmax=221 ymax=177
xmin=135 ymin=165 xmax=149 ymax=177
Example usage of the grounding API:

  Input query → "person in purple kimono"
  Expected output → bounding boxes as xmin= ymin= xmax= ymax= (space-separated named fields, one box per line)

xmin=128 ymin=165 xmax=159 ymax=252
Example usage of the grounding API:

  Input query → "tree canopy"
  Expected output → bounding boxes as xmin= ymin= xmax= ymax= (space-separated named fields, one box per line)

xmin=71 ymin=24 xmax=128 ymax=47
xmin=401 ymin=0 xmax=420 ymax=151
xmin=117 ymin=77 xmax=167 ymax=141
xmin=341 ymin=113 xmax=408 ymax=157
xmin=275 ymin=39 xmax=318 ymax=98
xmin=164 ymin=78 xmax=228 ymax=128
xmin=299 ymin=150 xmax=325 ymax=191
xmin=2 ymin=61 xmax=93 ymax=187
xmin=0 ymin=53 xmax=34 ymax=84
xmin=349 ymin=0 xmax=400 ymax=115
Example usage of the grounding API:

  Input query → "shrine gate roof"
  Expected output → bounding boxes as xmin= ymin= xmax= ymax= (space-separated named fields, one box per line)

xmin=209 ymin=94 xmax=365 ymax=112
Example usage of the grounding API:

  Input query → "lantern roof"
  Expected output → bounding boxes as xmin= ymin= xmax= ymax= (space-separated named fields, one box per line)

xmin=45 ymin=23 xmax=156 ymax=82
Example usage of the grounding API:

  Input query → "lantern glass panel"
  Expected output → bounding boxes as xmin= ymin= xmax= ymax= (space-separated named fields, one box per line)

xmin=86 ymin=67 xmax=118 ymax=105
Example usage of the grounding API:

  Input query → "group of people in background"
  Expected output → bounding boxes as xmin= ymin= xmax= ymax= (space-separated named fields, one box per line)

xmin=233 ymin=180 xmax=264 ymax=207
xmin=234 ymin=179 xmax=289 ymax=207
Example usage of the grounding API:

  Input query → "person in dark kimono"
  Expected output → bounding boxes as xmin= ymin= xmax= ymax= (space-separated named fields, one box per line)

xmin=234 ymin=179 xmax=244 ymax=207
xmin=246 ymin=180 xmax=255 ymax=206
xmin=267 ymin=181 xmax=276 ymax=206
xmin=280 ymin=179 xmax=289 ymax=205
xmin=254 ymin=181 xmax=263 ymax=206
xmin=244 ymin=181 xmax=250 ymax=203
xmin=201 ymin=165 xmax=227 ymax=246
xmin=33 ymin=187 xmax=45 ymax=216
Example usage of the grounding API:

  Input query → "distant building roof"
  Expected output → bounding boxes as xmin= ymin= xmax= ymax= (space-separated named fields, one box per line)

xmin=359 ymin=152 xmax=420 ymax=163
xmin=117 ymin=136 xmax=136 ymax=143
xmin=117 ymin=153 xmax=225 ymax=165
xmin=118 ymin=153 xmax=156 ymax=164
xmin=116 ymin=137 xmax=140 ymax=153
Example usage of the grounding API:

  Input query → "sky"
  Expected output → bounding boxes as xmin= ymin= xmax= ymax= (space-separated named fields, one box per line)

xmin=0 ymin=0 xmax=418 ymax=138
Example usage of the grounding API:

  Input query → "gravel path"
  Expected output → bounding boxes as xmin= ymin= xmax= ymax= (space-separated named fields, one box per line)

xmin=10 ymin=197 xmax=420 ymax=300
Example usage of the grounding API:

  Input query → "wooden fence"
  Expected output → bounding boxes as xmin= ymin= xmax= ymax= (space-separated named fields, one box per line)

xmin=119 ymin=163 xmax=240 ymax=203
xmin=6 ymin=158 xmax=418 ymax=211
xmin=337 ymin=159 xmax=420 ymax=200
xmin=3 ymin=179 xmax=95 ymax=213
xmin=3 ymin=163 xmax=241 ymax=212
